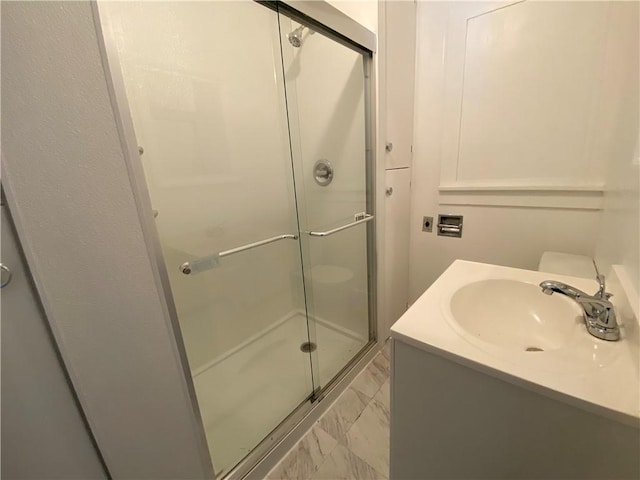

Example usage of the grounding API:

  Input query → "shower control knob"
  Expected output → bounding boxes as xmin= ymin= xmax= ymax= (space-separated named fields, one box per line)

xmin=180 ymin=263 xmax=192 ymax=275
xmin=313 ymin=159 xmax=334 ymax=186
xmin=386 ymin=187 xmax=393 ymax=196
xmin=385 ymin=142 xmax=393 ymax=153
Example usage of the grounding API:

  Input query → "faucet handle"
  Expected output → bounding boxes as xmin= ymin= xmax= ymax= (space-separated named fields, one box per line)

xmin=595 ymin=274 xmax=613 ymax=300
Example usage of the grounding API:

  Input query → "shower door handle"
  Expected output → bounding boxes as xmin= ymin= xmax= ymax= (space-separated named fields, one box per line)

xmin=180 ymin=233 xmax=298 ymax=275
xmin=307 ymin=214 xmax=374 ymax=237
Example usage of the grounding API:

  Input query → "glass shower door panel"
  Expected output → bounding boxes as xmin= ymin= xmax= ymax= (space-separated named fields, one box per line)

xmin=280 ymin=18 xmax=372 ymax=387
xmin=104 ymin=2 xmax=314 ymax=475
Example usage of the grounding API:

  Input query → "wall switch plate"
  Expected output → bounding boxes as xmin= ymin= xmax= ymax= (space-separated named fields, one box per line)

xmin=422 ymin=216 xmax=434 ymax=232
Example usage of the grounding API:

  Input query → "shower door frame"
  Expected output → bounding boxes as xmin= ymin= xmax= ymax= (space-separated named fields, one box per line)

xmin=268 ymin=0 xmax=379 ymax=389
xmin=93 ymin=1 xmax=377 ymax=478
xmin=229 ymin=5 xmax=380 ymax=479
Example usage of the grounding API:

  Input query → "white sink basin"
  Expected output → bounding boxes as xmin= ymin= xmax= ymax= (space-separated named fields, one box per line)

xmin=449 ymin=279 xmax=583 ymax=352
xmin=391 ymin=260 xmax=639 ymax=426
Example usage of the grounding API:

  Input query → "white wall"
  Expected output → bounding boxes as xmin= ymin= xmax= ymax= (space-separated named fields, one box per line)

xmin=594 ymin=2 xmax=640 ymax=297
xmin=327 ymin=1 xmax=378 ymax=35
xmin=407 ymin=1 xmax=628 ymax=301
xmin=1 ymin=207 xmax=107 ymax=479
xmin=2 ymin=2 xmax=212 ymax=477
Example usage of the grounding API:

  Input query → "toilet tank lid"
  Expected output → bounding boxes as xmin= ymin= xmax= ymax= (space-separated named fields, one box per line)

xmin=538 ymin=251 xmax=596 ymax=279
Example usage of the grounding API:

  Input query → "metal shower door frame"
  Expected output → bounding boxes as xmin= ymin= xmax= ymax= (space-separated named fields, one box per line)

xmin=228 ymin=4 xmax=379 ymax=479
xmin=93 ymin=1 xmax=377 ymax=479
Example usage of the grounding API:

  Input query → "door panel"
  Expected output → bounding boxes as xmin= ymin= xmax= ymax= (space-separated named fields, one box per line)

xmin=385 ymin=0 xmax=416 ymax=170
xmin=383 ymin=168 xmax=411 ymax=335
xmin=280 ymin=15 xmax=373 ymax=388
xmin=103 ymin=2 xmax=314 ymax=475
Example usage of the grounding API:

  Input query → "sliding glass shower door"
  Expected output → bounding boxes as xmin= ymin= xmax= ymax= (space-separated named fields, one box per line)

xmin=279 ymin=15 xmax=374 ymax=387
xmin=103 ymin=2 xmax=317 ymax=475
xmin=102 ymin=1 xmax=375 ymax=476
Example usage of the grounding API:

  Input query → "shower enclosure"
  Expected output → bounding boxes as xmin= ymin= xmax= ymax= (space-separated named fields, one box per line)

xmin=99 ymin=1 xmax=376 ymax=477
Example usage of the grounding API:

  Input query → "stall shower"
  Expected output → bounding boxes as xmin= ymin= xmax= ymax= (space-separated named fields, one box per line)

xmin=101 ymin=1 xmax=376 ymax=476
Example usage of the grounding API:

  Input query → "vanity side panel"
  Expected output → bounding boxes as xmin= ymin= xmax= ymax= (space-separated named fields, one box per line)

xmin=390 ymin=340 xmax=639 ymax=480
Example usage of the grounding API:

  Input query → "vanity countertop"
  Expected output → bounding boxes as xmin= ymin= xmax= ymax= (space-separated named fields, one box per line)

xmin=391 ymin=260 xmax=640 ymax=427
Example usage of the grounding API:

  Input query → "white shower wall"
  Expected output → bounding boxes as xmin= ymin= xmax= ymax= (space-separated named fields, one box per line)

xmin=105 ymin=2 xmax=371 ymax=374
xmin=105 ymin=1 xmax=305 ymax=370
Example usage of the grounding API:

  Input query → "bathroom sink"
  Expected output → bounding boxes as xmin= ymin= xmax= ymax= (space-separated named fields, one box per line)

xmin=448 ymin=279 xmax=583 ymax=352
xmin=392 ymin=260 xmax=638 ymax=426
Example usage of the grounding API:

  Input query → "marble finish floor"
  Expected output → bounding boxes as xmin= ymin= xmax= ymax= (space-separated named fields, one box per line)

xmin=266 ymin=341 xmax=391 ymax=480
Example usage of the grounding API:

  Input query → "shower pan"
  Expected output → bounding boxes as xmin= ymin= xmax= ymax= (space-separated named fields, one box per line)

xmin=99 ymin=1 xmax=376 ymax=478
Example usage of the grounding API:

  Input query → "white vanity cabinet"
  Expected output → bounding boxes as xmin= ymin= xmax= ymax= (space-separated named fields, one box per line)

xmin=389 ymin=260 xmax=640 ymax=479
xmin=390 ymin=339 xmax=639 ymax=479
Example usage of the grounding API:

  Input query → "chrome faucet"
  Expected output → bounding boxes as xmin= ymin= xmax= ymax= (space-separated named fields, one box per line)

xmin=539 ymin=273 xmax=620 ymax=341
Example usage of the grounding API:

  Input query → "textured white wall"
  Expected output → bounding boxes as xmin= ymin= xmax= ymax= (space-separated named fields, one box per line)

xmin=2 ymin=2 xmax=212 ymax=477
xmin=1 ymin=207 xmax=108 ymax=479
xmin=408 ymin=1 xmax=607 ymax=301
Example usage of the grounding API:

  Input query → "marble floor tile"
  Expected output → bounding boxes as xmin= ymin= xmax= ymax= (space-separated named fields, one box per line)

xmin=371 ymin=352 xmax=390 ymax=379
xmin=376 ymin=378 xmax=390 ymax=411
xmin=267 ymin=425 xmax=337 ymax=480
xmin=380 ymin=340 xmax=391 ymax=362
xmin=312 ymin=444 xmax=384 ymax=480
xmin=270 ymin=348 xmax=393 ymax=480
xmin=318 ymin=386 xmax=368 ymax=441
xmin=351 ymin=359 xmax=387 ymax=401
xmin=342 ymin=385 xmax=391 ymax=478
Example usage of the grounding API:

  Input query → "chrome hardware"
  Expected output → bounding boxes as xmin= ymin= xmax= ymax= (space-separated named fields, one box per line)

xmin=437 ymin=214 xmax=463 ymax=238
xmin=385 ymin=142 xmax=393 ymax=153
xmin=313 ymin=159 xmax=334 ymax=186
xmin=138 ymin=146 xmax=144 ymax=155
xmin=539 ymin=275 xmax=620 ymax=341
xmin=180 ymin=233 xmax=298 ymax=275
xmin=0 ymin=263 xmax=12 ymax=288
xmin=385 ymin=187 xmax=393 ymax=196
xmin=308 ymin=214 xmax=373 ymax=237
xmin=593 ymin=260 xmax=612 ymax=300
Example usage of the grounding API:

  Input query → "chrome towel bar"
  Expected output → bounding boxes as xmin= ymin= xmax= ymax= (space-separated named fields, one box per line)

xmin=180 ymin=233 xmax=298 ymax=275
xmin=308 ymin=213 xmax=374 ymax=237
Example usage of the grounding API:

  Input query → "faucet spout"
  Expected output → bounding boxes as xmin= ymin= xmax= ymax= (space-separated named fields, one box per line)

xmin=539 ymin=280 xmax=591 ymax=300
xmin=539 ymin=279 xmax=620 ymax=342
